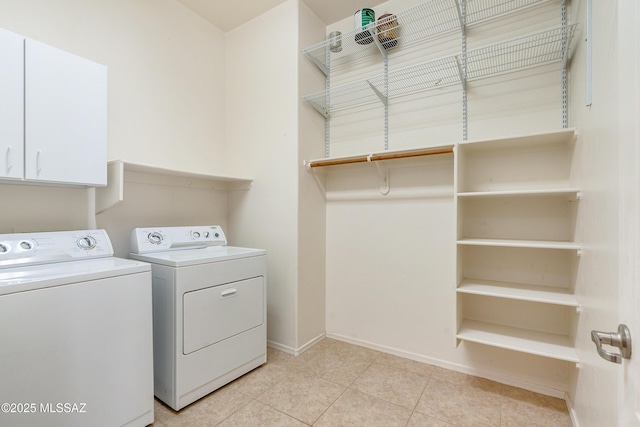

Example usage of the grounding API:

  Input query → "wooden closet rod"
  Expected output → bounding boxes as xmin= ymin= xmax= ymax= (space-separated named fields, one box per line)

xmin=307 ymin=145 xmax=454 ymax=168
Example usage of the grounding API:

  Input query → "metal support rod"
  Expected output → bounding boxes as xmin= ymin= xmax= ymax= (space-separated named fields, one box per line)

xmin=453 ymin=0 xmax=465 ymax=31
xmin=325 ymin=45 xmax=331 ymax=157
xmin=460 ymin=0 xmax=468 ymax=141
xmin=455 ymin=55 xmax=467 ymax=91
xmin=585 ymin=0 xmax=592 ymax=106
xmin=384 ymin=55 xmax=389 ymax=150
xmin=561 ymin=0 xmax=568 ymax=128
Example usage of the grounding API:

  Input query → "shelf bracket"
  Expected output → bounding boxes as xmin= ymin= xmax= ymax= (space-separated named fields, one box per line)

xmin=95 ymin=161 xmax=124 ymax=214
xmin=303 ymin=160 xmax=327 ymax=197
xmin=366 ymin=80 xmax=388 ymax=107
xmin=305 ymin=97 xmax=329 ymax=119
xmin=304 ymin=51 xmax=329 ymax=76
xmin=369 ymin=156 xmax=390 ymax=195
xmin=371 ymin=28 xmax=389 ymax=58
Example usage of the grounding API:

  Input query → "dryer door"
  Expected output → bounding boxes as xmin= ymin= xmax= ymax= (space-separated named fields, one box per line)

xmin=183 ymin=276 xmax=264 ymax=355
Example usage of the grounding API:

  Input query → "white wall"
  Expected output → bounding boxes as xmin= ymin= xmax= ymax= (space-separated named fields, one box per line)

xmin=297 ymin=2 xmax=328 ymax=350
xmin=0 ymin=0 xmax=228 ymax=242
xmin=225 ymin=1 xmax=300 ymax=352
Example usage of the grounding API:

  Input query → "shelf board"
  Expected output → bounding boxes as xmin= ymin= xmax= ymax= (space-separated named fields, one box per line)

xmin=457 ymin=238 xmax=581 ymax=251
xmin=95 ymin=160 xmax=252 ymax=214
xmin=120 ymin=161 xmax=252 ymax=184
xmin=457 ymin=278 xmax=578 ymax=307
xmin=457 ymin=319 xmax=579 ymax=363
xmin=457 ymin=188 xmax=581 ymax=199
xmin=459 ymin=128 xmax=576 ymax=152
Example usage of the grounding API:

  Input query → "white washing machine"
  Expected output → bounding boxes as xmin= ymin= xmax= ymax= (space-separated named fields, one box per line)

xmin=0 ymin=229 xmax=154 ymax=427
xmin=129 ymin=225 xmax=266 ymax=411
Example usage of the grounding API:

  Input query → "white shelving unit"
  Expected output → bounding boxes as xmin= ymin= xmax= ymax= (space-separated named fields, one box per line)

xmin=302 ymin=1 xmax=581 ymax=364
xmin=302 ymin=0 xmax=576 ymax=156
xmin=455 ymin=127 xmax=580 ymax=363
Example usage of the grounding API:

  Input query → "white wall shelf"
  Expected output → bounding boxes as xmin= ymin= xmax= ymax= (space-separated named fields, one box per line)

xmin=95 ymin=160 xmax=252 ymax=214
xmin=457 ymin=238 xmax=581 ymax=251
xmin=455 ymin=127 xmax=580 ymax=364
xmin=459 ymin=127 xmax=576 ymax=150
xmin=457 ymin=320 xmax=579 ymax=363
xmin=457 ymin=278 xmax=578 ymax=307
xmin=457 ymin=188 xmax=580 ymax=199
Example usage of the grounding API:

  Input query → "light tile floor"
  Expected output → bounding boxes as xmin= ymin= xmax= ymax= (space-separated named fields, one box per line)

xmin=152 ymin=338 xmax=572 ymax=427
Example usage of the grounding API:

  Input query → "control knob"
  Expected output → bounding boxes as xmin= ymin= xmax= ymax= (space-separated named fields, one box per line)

xmin=148 ymin=232 xmax=163 ymax=245
xmin=20 ymin=241 xmax=33 ymax=250
xmin=77 ymin=236 xmax=97 ymax=250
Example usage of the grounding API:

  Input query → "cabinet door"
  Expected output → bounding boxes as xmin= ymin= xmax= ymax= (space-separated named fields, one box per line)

xmin=0 ymin=28 xmax=24 ymax=180
xmin=24 ymin=39 xmax=107 ymax=186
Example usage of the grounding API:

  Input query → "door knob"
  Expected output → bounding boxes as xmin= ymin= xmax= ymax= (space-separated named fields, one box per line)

xmin=591 ymin=324 xmax=632 ymax=364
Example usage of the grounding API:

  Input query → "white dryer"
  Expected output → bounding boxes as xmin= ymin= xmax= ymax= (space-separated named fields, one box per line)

xmin=0 ymin=229 xmax=154 ymax=427
xmin=129 ymin=225 xmax=266 ymax=411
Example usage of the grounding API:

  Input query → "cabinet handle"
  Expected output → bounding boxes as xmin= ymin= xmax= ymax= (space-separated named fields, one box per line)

xmin=36 ymin=150 xmax=42 ymax=174
xmin=220 ymin=289 xmax=238 ymax=299
xmin=6 ymin=147 xmax=11 ymax=172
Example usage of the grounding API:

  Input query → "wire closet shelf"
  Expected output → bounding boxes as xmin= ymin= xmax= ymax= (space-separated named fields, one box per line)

xmin=303 ymin=24 xmax=577 ymax=115
xmin=302 ymin=0 xmax=550 ymax=74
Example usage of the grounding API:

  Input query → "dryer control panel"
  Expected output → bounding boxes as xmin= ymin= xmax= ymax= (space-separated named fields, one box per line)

xmin=130 ymin=226 xmax=227 ymax=254
xmin=0 ymin=229 xmax=114 ymax=268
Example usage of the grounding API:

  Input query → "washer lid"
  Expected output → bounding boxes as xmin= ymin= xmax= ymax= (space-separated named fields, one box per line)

xmin=0 ymin=257 xmax=150 ymax=296
xmin=129 ymin=245 xmax=265 ymax=267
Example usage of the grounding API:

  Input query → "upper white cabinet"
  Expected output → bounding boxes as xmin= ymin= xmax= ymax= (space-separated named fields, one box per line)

xmin=0 ymin=28 xmax=24 ymax=180
xmin=0 ymin=28 xmax=107 ymax=186
xmin=25 ymin=39 xmax=107 ymax=186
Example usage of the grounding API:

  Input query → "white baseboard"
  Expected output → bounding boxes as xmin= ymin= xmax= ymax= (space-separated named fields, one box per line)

xmin=267 ymin=332 xmax=326 ymax=356
xmin=266 ymin=340 xmax=296 ymax=355
xmin=567 ymin=400 xmax=579 ymax=427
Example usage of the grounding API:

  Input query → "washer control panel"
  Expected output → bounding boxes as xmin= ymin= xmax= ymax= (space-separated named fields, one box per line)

xmin=130 ymin=226 xmax=227 ymax=254
xmin=0 ymin=229 xmax=114 ymax=268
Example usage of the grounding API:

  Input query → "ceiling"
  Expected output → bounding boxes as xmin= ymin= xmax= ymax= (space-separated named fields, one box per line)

xmin=175 ymin=0 xmax=387 ymax=33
